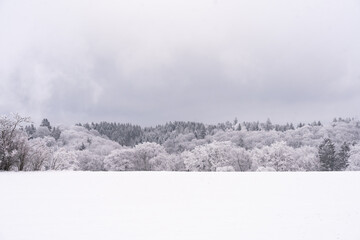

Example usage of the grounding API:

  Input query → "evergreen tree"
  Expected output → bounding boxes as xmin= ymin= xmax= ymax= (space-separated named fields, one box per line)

xmin=25 ymin=124 xmax=36 ymax=136
xmin=40 ymin=118 xmax=52 ymax=131
xmin=233 ymin=117 xmax=238 ymax=126
xmin=50 ymin=127 xmax=61 ymax=140
xmin=264 ymin=118 xmax=273 ymax=131
xmin=318 ymin=138 xmax=336 ymax=171
xmin=335 ymin=142 xmax=350 ymax=171
xmin=297 ymin=123 xmax=305 ymax=128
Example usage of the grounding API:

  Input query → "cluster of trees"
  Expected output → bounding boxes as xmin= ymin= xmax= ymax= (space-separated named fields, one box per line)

xmin=79 ymin=121 xmax=211 ymax=146
xmin=1 ymin=113 xmax=359 ymax=172
xmin=79 ymin=118 xmax=318 ymax=147
xmin=0 ymin=114 xmax=56 ymax=171
xmin=318 ymin=139 xmax=350 ymax=171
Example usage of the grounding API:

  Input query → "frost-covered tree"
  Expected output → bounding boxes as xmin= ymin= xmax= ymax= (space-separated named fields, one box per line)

xmin=25 ymin=124 xmax=36 ymax=137
xmin=2 ymin=113 xmax=360 ymax=172
xmin=335 ymin=142 xmax=350 ymax=171
xmin=33 ymin=126 xmax=51 ymax=138
xmin=244 ymin=121 xmax=260 ymax=131
xmin=149 ymin=153 xmax=181 ymax=171
xmin=293 ymin=146 xmax=320 ymax=171
xmin=232 ymin=147 xmax=252 ymax=171
xmin=16 ymin=134 xmax=31 ymax=171
xmin=134 ymin=142 xmax=166 ymax=170
xmin=347 ymin=144 xmax=360 ymax=171
xmin=263 ymin=118 xmax=273 ymax=131
xmin=49 ymin=148 xmax=78 ymax=170
xmin=318 ymin=138 xmax=336 ymax=171
xmin=182 ymin=142 xmax=222 ymax=171
xmin=40 ymin=118 xmax=52 ymax=131
xmin=27 ymin=138 xmax=52 ymax=171
xmin=104 ymin=149 xmax=135 ymax=171
xmin=0 ymin=113 xmax=31 ymax=171
xmin=233 ymin=118 xmax=238 ymax=126
xmin=269 ymin=142 xmax=295 ymax=171
xmin=50 ymin=127 xmax=61 ymax=140
xmin=182 ymin=141 xmax=251 ymax=171
xmin=163 ymin=133 xmax=197 ymax=153
xmin=58 ymin=125 xmax=120 ymax=154
xmin=77 ymin=150 xmax=104 ymax=171
xmin=297 ymin=123 xmax=305 ymax=128
xmin=251 ymin=141 xmax=295 ymax=171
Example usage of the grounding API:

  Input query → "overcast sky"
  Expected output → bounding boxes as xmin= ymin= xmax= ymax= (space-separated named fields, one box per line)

xmin=1 ymin=0 xmax=360 ymax=126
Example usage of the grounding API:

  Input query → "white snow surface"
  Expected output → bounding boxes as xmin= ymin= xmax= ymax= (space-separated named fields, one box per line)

xmin=1 ymin=172 xmax=360 ymax=240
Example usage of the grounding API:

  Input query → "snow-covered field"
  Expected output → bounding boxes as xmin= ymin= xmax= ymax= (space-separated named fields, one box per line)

xmin=1 ymin=172 xmax=360 ymax=240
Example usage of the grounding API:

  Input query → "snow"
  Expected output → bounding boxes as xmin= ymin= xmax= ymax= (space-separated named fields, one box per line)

xmin=1 ymin=172 xmax=360 ymax=240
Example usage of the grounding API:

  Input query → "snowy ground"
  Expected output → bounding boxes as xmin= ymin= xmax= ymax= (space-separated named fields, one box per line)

xmin=1 ymin=172 xmax=360 ymax=240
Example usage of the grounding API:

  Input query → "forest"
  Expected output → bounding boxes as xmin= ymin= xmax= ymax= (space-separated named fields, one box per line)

xmin=1 ymin=113 xmax=359 ymax=172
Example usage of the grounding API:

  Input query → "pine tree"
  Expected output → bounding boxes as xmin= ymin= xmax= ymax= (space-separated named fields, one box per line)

xmin=335 ymin=142 xmax=350 ymax=171
xmin=318 ymin=138 xmax=336 ymax=171
xmin=233 ymin=117 xmax=238 ymax=126
xmin=40 ymin=118 xmax=52 ymax=131
xmin=25 ymin=124 xmax=36 ymax=136
xmin=264 ymin=118 xmax=273 ymax=131
xmin=50 ymin=127 xmax=61 ymax=140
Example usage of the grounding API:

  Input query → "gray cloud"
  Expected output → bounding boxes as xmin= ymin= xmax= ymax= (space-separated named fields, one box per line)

xmin=1 ymin=0 xmax=360 ymax=126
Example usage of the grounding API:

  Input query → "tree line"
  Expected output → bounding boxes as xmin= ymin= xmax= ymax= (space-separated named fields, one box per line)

xmin=0 ymin=113 xmax=358 ymax=172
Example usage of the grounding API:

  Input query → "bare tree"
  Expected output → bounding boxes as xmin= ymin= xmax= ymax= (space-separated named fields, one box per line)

xmin=15 ymin=134 xmax=31 ymax=171
xmin=0 ymin=113 xmax=31 ymax=171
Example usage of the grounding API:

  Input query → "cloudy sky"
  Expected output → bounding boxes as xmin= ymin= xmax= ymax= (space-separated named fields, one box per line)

xmin=1 ymin=0 xmax=360 ymax=126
